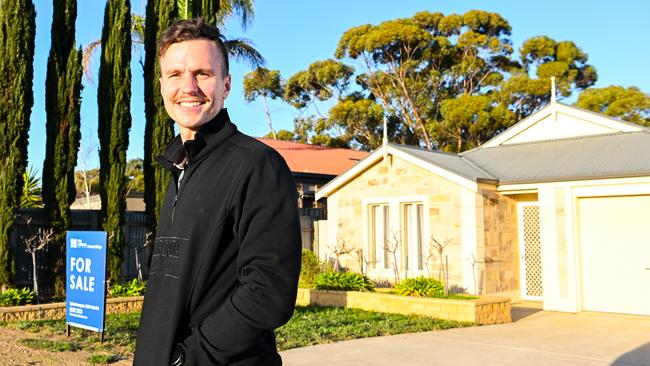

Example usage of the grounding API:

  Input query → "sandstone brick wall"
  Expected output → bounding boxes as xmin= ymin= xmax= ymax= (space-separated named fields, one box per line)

xmin=295 ymin=289 xmax=511 ymax=325
xmin=331 ymin=156 xmax=463 ymax=285
xmin=478 ymin=190 xmax=519 ymax=294
xmin=0 ymin=296 xmax=144 ymax=322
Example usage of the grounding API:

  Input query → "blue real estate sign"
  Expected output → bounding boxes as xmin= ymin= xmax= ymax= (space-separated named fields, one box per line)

xmin=66 ymin=231 xmax=107 ymax=332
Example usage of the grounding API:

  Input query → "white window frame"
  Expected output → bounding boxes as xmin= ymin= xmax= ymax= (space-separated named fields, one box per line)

xmin=362 ymin=196 xmax=430 ymax=280
xmin=402 ymin=202 xmax=426 ymax=272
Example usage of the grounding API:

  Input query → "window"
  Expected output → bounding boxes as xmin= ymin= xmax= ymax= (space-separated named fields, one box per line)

xmin=368 ymin=204 xmax=390 ymax=269
xmin=366 ymin=198 xmax=427 ymax=275
xmin=402 ymin=203 xmax=424 ymax=271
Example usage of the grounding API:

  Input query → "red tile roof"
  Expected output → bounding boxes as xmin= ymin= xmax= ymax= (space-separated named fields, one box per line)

xmin=257 ymin=138 xmax=368 ymax=176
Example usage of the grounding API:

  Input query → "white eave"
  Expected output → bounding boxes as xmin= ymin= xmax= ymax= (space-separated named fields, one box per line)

xmin=481 ymin=103 xmax=644 ymax=148
xmin=316 ymin=145 xmax=481 ymax=200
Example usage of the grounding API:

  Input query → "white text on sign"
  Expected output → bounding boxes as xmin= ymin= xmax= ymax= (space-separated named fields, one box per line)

xmin=69 ymin=257 xmax=95 ymax=292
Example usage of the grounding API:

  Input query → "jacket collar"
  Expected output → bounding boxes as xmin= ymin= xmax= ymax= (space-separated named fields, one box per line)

xmin=158 ymin=109 xmax=238 ymax=171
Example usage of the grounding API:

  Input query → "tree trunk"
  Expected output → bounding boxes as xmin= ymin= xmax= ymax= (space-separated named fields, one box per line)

xmin=262 ymin=95 xmax=276 ymax=139
xmin=31 ymin=251 xmax=39 ymax=301
xmin=82 ymin=170 xmax=91 ymax=208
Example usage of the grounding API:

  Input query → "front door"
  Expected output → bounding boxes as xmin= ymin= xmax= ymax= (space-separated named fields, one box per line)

xmin=518 ymin=203 xmax=543 ymax=300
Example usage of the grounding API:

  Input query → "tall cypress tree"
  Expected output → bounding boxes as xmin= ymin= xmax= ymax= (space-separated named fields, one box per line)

xmin=0 ymin=0 xmax=36 ymax=287
xmin=143 ymin=0 xmax=176 ymax=235
xmin=42 ymin=0 xmax=83 ymax=295
xmin=98 ymin=0 xmax=132 ymax=283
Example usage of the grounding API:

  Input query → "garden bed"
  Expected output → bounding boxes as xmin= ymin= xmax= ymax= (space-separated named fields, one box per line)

xmin=1 ymin=291 xmax=511 ymax=325
xmin=0 ymin=296 xmax=144 ymax=322
xmin=296 ymin=289 xmax=511 ymax=325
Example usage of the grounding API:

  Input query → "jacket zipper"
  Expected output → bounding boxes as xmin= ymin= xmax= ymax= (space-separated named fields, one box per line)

xmin=171 ymin=164 xmax=188 ymax=223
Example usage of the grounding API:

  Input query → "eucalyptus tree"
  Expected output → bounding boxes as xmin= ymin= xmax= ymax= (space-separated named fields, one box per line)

xmin=576 ymin=85 xmax=649 ymax=126
xmin=503 ymin=36 xmax=598 ymax=120
xmin=286 ymin=10 xmax=597 ymax=153
xmin=335 ymin=10 xmax=515 ymax=150
xmin=0 ymin=0 xmax=36 ymax=287
xmin=42 ymin=0 xmax=83 ymax=294
xmin=282 ymin=59 xmax=358 ymax=147
xmin=243 ymin=67 xmax=283 ymax=139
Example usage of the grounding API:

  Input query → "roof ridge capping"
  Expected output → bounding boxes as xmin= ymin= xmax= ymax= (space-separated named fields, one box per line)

xmin=389 ymin=143 xmax=497 ymax=182
xmin=462 ymin=129 xmax=650 ymax=154
xmin=256 ymin=137 xmax=362 ymax=151
xmin=388 ymin=142 xmax=460 ymax=157
xmin=564 ymin=102 xmax=650 ymax=131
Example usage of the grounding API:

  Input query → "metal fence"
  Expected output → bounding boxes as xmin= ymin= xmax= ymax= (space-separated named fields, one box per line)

xmin=11 ymin=208 xmax=147 ymax=292
xmin=11 ymin=208 xmax=318 ymax=291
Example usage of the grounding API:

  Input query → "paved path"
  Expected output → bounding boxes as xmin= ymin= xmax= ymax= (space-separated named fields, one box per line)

xmin=280 ymin=306 xmax=650 ymax=366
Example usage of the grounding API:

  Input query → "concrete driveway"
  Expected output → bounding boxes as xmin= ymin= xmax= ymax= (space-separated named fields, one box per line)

xmin=280 ymin=305 xmax=650 ymax=366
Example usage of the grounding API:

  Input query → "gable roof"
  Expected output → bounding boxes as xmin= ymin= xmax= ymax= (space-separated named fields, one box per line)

xmin=257 ymin=138 xmax=368 ymax=176
xmin=316 ymin=103 xmax=650 ymax=198
xmin=482 ymin=103 xmax=646 ymax=147
xmin=316 ymin=144 xmax=492 ymax=199
xmin=391 ymin=144 xmax=495 ymax=181
xmin=462 ymin=131 xmax=650 ymax=184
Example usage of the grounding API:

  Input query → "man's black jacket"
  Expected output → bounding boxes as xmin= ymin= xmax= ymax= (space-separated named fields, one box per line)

xmin=134 ymin=109 xmax=302 ymax=365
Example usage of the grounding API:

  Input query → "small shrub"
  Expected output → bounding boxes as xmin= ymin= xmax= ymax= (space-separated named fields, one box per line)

xmin=88 ymin=353 xmax=120 ymax=364
xmin=0 ymin=288 xmax=35 ymax=306
xmin=110 ymin=278 xmax=146 ymax=297
xmin=299 ymin=250 xmax=320 ymax=288
xmin=299 ymin=250 xmax=332 ymax=288
xmin=395 ymin=276 xmax=444 ymax=298
xmin=315 ymin=272 xmax=375 ymax=292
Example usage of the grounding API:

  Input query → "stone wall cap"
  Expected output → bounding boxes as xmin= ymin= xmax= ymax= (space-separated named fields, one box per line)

xmin=0 ymin=296 xmax=145 ymax=314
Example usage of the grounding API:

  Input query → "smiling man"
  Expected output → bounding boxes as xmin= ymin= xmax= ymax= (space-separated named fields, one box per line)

xmin=133 ymin=18 xmax=302 ymax=366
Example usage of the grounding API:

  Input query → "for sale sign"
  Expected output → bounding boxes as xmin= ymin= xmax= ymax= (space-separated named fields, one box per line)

xmin=66 ymin=231 xmax=107 ymax=333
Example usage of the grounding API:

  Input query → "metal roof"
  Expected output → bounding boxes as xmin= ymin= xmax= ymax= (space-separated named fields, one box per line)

xmin=390 ymin=144 xmax=496 ymax=181
xmin=257 ymin=138 xmax=368 ymax=176
xmin=461 ymin=131 xmax=650 ymax=184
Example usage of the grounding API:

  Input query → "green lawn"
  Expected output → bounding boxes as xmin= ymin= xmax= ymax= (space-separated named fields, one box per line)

xmin=276 ymin=306 xmax=472 ymax=349
xmin=1 ymin=306 xmax=472 ymax=363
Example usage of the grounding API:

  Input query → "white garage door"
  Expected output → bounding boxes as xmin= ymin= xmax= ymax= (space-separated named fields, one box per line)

xmin=578 ymin=195 xmax=650 ymax=316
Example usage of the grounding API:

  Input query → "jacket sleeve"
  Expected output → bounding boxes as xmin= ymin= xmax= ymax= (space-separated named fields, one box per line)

xmin=180 ymin=148 xmax=302 ymax=365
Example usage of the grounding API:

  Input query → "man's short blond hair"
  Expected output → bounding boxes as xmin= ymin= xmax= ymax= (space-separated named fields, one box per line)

xmin=158 ymin=17 xmax=229 ymax=76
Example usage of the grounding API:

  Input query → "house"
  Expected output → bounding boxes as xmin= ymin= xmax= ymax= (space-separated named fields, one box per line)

xmin=316 ymin=101 xmax=650 ymax=316
xmin=257 ymin=138 xmax=368 ymax=216
xmin=70 ymin=192 xmax=145 ymax=211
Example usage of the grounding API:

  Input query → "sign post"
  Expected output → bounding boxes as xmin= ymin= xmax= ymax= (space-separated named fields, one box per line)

xmin=66 ymin=231 xmax=108 ymax=340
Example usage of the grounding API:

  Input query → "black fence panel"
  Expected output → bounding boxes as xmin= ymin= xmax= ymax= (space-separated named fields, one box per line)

xmin=11 ymin=208 xmax=317 ymax=291
xmin=11 ymin=208 xmax=149 ymax=291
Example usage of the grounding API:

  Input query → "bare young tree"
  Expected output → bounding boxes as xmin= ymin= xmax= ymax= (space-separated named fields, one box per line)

xmin=20 ymin=216 xmax=54 ymax=302
xmin=383 ymin=229 xmax=402 ymax=284
xmin=78 ymin=129 xmax=98 ymax=209
xmin=424 ymin=245 xmax=436 ymax=278
xmin=428 ymin=235 xmax=451 ymax=281
xmin=467 ymin=254 xmax=479 ymax=295
xmin=327 ymin=236 xmax=354 ymax=272
xmin=132 ymin=231 xmax=153 ymax=281
xmin=352 ymin=248 xmax=377 ymax=275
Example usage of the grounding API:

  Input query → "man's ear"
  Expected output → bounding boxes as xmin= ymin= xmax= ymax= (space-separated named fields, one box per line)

xmin=223 ymin=74 xmax=232 ymax=99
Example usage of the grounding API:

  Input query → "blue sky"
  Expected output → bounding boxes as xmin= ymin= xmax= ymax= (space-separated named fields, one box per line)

xmin=27 ymin=0 xmax=650 ymax=172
